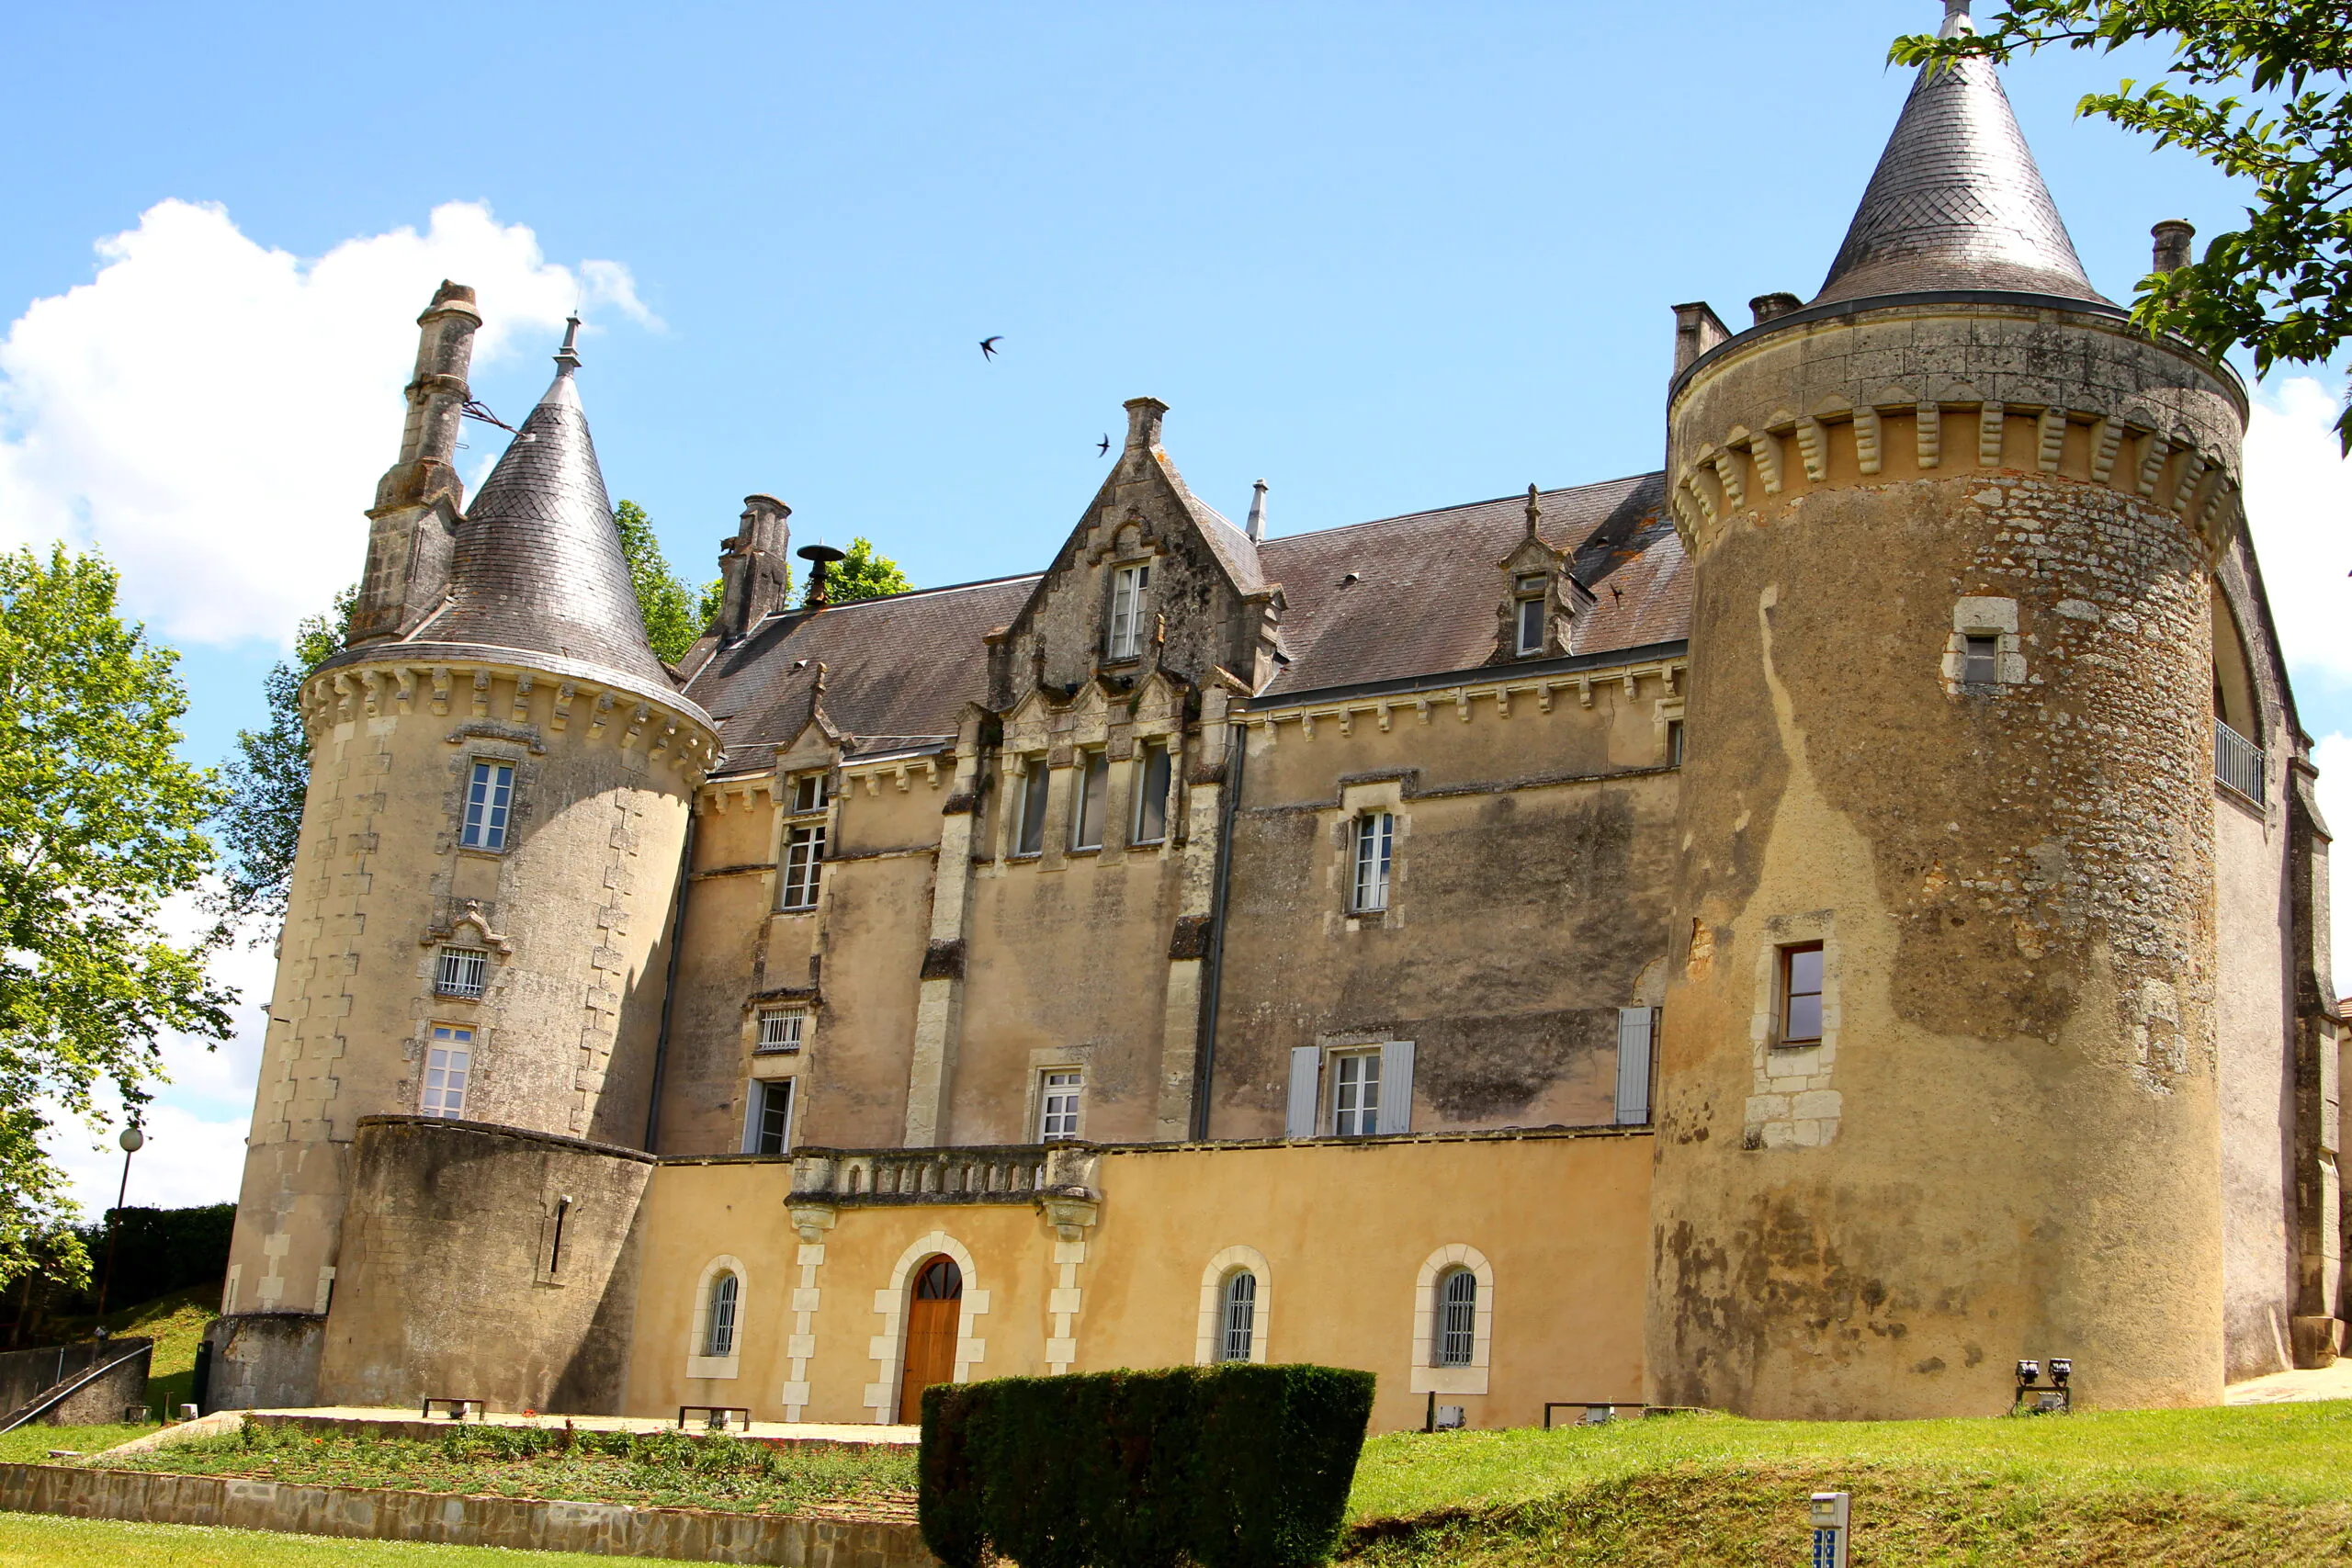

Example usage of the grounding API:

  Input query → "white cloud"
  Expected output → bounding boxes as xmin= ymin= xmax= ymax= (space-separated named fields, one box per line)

xmin=43 ymin=1099 xmax=249 ymax=1214
xmin=0 ymin=199 xmax=647 ymax=649
xmin=2245 ymin=376 xmax=2352 ymax=686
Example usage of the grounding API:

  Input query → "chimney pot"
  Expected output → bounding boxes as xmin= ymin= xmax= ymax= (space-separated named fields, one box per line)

xmin=1246 ymin=479 xmax=1269 ymax=543
xmin=1671 ymin=302 xmax=1731 ymax=378
xmin=2152 ymin=220 xmax=2196 ymax=274
xmin=1750 ymin=292 xmax=1803 ymax=326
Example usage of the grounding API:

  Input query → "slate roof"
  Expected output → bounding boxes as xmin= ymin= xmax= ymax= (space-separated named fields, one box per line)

xmin=684 ymin=472 xmax=1685 ymax=775
xmin=413 ymin=364 xmax=675 ymax=692
xmin=1814 ymin=52 xmax=2106 ymax=308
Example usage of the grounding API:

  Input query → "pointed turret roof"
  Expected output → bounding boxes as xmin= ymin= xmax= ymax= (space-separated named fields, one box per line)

xmin=424 ymin=320 xmax=676 ymax=690
xmin=1814 ymin=5 xmax=2105 ymax=308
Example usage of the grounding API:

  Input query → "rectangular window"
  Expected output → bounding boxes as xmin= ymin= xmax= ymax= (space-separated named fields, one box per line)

xmin=1351 ymin=811 xmax=1394 ymax=913
xmin=792 ymin=773 xmax=829 ymax=814
xmin=1070 ymin=751 xmax=1108 ymax=850
xmin=1039 ymin=1070 xmax=1082 ymax=1141
xmin=422 ymin=1025 xmax=472 ymax=1118
xmin=1016 ymin=761 xmax=1051 ymax=856
xmin=1667 ymin=719 xmax=1685 ymax=767
xmin=434 ymin=946 xmax=489 ymax=1000
xmin=1781 ymin=942 xmax=1825 ymax=1045
xmin=1332 ymin=1051 xmax=1382 ymax=1137
xmin=1516 ymin=592 xmax=1546 ymax=656
xmin=460 ymin=761 xmax=514 ymax=851
xmin=1133 ymin=743 xmax=1171 ymax=844
xmin=755 ymin=1006 xmax=805 ymax=1054
xmin=746 ymin=1077 xmax=793 ymax=1156
xmin=781 ymin=824 xmax=825 ymax=908
xmin=1962 ymin=634 xmax=1998 ymax=686
xmin=1108 ymin=562 xmax=1151 ymax=660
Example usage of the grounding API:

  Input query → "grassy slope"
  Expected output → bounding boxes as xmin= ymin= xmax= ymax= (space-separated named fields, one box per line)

xmin=0 ymin=1515 xmax=714 ymax=1567
xmin=1342 ymin=1406 xmax=2352 ymax=1566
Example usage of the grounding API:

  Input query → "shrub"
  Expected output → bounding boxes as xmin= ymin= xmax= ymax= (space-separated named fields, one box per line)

xmin=920 ymin=1362 xmax=1375 ymax=1568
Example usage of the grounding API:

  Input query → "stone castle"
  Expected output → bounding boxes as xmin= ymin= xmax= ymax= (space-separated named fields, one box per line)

xmin=209 ymin=4 xmax=2343 ymax=1428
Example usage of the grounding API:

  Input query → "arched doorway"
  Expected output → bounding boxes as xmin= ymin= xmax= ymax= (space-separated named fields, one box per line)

xmin=898 ymin=1254 xmax=963 ymax=1423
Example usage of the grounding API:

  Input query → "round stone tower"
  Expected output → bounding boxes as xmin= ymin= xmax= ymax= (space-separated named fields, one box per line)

xmin=213 ymin=304 xmax=717 ymax=1409
xmin=1645 ymin=8 xmax=2248 ymax=1417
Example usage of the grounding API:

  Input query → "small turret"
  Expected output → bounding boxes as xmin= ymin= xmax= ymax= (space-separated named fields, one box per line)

xmin=350 ymin=281 xmax=481 ymax=644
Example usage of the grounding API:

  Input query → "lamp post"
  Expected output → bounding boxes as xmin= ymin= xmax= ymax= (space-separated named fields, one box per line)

xmin=91 ymin=1125 xmax=143 ymax=1330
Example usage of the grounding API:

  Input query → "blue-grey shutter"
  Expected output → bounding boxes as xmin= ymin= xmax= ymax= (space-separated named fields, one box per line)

xmin=1615 ymin=1008 xmax=1655 ymax=1125
xmin=1286 ymin=1047 xmax=1321 ymax=1138
xmin=1377 ymin=1040 xmax=1416 ymax=1134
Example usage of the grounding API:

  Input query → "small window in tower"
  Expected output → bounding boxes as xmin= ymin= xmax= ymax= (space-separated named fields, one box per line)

xmin=435 ymin=946 xmax=489 ymax=999
xmin=1779 ymin=942 xmax=1825 ymax=1046
xmin=745 ymin=1078 xmax=793 ymax=1156
xmin=1070 ymin=751 xmax=1109 ymax=850
xmin=1962 ymin=635 xmax=1998 ymax=687
xmin=782 ymin=824 xmax=826 ymax=909
xmin=791 ymin=773 xmax=829 ymax=814
xmin=460 ymin=761 xmax=514 ymax=851
xmin=1351 ymin=812 xmax=1394 ymax=913
xmin=1133 ymin=742 xmax=1171 ymax=844
xmin=1514 ymin=577 xmax=1547 ymax=657
xmin=422 ymin=1025 xmax=473 ymax=1118
xmin=1016 ymin=759 xmax=1051 ymax=857
xmin=1667 ymin=719 xmax=1686 ymax=767
xmin=1108 ymin=562 xmax=1152 ymax=660
xmin=1435 ymin=1268 xmax=1478 ymax=1367
xmin=755 ymin=1006 xmax=805 ymax=1055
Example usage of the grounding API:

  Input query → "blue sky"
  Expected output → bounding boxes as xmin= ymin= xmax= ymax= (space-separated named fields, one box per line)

xmin=4 ymin=1 xmax=2346 ymax=1208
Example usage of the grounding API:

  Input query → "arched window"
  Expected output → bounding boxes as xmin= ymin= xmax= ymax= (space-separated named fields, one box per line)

xmin=1217 ymin=1270 xmax=1258 ymax=1363
xmin=704 ymin=1271 xmax=740 ymax=1359
xmin=1434 ymin=1269 xmax=1477 ymax=1367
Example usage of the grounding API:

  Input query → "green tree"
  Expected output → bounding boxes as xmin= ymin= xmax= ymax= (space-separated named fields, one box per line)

xmin=614 ymin=500 xmax=707 ymax=663
xmin=807 ymin=536 xmax=913 ymax=606
xmin=215 ymin=586 xmax=352 ymax=931
xmin=1895 ymin=3 xmax=2352 ymax=446
xmin=0 ymin=545 xmax=232 ymax=1286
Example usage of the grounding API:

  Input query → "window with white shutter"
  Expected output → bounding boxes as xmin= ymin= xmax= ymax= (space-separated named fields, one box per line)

xmin=1615 ymin=1008 xmax=1655 ymax=1125
xmin=1376 ymin=1039 xmax=1416 ymax=1134
xmin=1285 ymin=1046 xmax=1320 ymax=1138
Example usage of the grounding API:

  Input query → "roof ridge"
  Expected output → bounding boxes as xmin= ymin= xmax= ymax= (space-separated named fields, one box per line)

xmin=1260 ymin=471 xmax=1661 ymax=544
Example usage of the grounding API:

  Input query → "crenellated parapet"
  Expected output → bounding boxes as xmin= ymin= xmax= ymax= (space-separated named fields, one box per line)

xmin=1665 ymin=300 xmax=2247 ymax=560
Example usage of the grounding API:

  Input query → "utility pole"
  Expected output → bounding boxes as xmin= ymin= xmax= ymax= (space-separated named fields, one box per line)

xmin=91 ymin=1125 xmax=143 ymax=1331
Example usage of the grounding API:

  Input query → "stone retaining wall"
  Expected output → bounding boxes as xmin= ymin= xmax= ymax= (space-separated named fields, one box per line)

xmin=0 ymin=1462 xmax=937 ymax=1566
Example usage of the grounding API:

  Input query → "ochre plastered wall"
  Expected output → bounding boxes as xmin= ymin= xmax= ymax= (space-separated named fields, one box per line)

xmin=627 ymin=1132 xmax=1651 ymax=1434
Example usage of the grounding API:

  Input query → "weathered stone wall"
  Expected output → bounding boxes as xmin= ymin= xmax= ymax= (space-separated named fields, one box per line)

xmin=202 ymin=1314 xmax=322 ymax=1413
xmin=1650 ymin=302 xmax=2244 ymax=1417
xmin=316 ymin=1117 xmax=653 ymax=1414
xmin=0 ymin=1340 xmax=150 ymax=1425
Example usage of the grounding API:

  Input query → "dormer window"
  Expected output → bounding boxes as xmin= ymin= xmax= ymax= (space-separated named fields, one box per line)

xmin=1514 ymin=576 xmax=1547 ymax=657
xmin=1108 ymin=562 xmax=1152 ymax=660
xmin=791 ymin=773 xmax=829 ymax=814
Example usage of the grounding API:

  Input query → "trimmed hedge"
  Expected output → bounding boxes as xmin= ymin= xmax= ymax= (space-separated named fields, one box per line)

xmin=920 ymin=1362 xmax=1375 ymax=1568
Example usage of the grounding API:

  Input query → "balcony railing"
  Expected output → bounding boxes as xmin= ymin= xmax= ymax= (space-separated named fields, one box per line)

xmin=2215 ymin=719 xmax=2265 ymax=805
xmin=789 ymin=1143 xmax=1099 ymax=1207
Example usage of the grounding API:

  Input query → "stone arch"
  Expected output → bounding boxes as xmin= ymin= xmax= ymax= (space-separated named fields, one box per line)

xmin=863 ymin=1231 xmax=987 ymax=1424
xmin=1194 ymin=1245 xmax=1272 ymax=1365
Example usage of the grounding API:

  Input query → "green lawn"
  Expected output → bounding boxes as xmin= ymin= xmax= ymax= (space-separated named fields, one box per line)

xmin=0 ymin=1514 xmax=712 ymax=1567
xmin=1341 ymin=1405 xmax=2352 ymax=1565
xmin=0 ymin=1423 xmax=148 ymax=1465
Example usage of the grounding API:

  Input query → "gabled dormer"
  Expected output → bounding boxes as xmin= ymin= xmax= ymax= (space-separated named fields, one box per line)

xmin=989 ymin=399 xmax=1278 ymax=708
xmin=1491 ymin=485 xmax=1595 ymax=661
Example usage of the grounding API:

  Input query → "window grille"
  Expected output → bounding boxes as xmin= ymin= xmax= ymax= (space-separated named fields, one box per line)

xmin=2215 ymin=719 xmax=2265 ymax=804
xmin=1217 ymin=1270 xmax=1257 ymax=1362
xmin=756 ymin=1007 xmax=805 ymax=1054
xmin=1436 ymin=1269 xmax=1477 ymax=1367
xmin=1071 ymin=752 xmax=1108 ymax=850
xmin=1108 ymin=562 xmax=1151 ymax=660
xmin=460 ymin=761 xmax=514 ymax=851
xmin=1133 ymin=743 xmax=1171 ymax=843
xmin=1351 ymin=812 xmax=1394 ymax=912
xmin=1016 ymin=761 xmax=1051 ymax=856
xmin=435 ymin=946 xmax=489 ymax=999
xmin=704 ymin=1272 xmax=740 ymax=1358
xmin=782 ymin=824 xmax=826 ymax=908
xmin=1332 ymin=1051 xmax=1381 ymax=1137
xmin=422 ymin=1026 xmax=472 ymax=1118
xmin=1781 ymin=943 xmax=1825 ymax=1045
xmin=748 ymin=1079 xmax=792 ymax=1156
xmin=1040 ymin=1071 xmax=1082 ymax=1141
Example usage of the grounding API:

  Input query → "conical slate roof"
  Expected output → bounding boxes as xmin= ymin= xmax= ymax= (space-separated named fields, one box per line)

xmin=1814 ymin=50 xmax=2106 ymax=308
xmin=425 ymin=335 xmax=675 ymax=690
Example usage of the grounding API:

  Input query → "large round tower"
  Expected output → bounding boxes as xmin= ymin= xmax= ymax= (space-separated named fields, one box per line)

xmin=212 ymin=301 xmax=717 ymax=1410
xmin=1645 ymin=6 xmax=2248 ymax=1417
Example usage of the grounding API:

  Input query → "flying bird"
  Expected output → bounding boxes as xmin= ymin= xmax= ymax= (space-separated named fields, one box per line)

xmin=1096 ymin=434 xmax=1110 ymax=457
xmin=979 ymin=335 xmax=1003 ymax=360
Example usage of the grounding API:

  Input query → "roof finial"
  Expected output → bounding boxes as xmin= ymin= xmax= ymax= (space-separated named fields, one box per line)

xmin=1939 ymin=0 xmax=1974 ymax=39
xmin=1246 ymin=479 xmax=1269 ymax=543
xmin=1524 ymin=483 xmax=1543 ymax=538
xmin=554 ymin=314 xmax=583 ymax=375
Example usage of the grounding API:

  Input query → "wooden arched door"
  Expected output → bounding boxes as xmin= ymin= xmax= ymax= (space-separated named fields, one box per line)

xmin=897 ymin=1255 xmax=963 ymax=1423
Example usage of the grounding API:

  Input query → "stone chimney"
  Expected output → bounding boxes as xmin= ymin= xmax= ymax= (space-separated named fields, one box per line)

xmin=1124 ymin=397 xmax=1168 ymax=453
xmin=1671 ymin=302 xmax=1731 ymax=378
xmin=350 ymin=281 xmax=481 ymax=644
xmin=717 ymin=494 xmax=793 ymax=641
xmin=2153 ymin=220 xmax=2196 ymax=274
xmin=1750 ymin=292 xmax=1802 ymax=326
xmin=1246 ymin=479 xmax=1269 ymax=543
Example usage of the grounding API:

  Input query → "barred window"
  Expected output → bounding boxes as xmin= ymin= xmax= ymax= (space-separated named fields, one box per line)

xmin=756 ymin=1007 xmax=806 ymax=1054
xmin=782 ymin=824 xmax=825 ymax=909
xmin=704 ymin=1272 xmax=740 ymax=1358
xmin=460 ymin=761 xmax=514 ymax=851
xmin=435 ymin=946 xmax=489 ymax=999
xmin=1435 ymin=1269 xmax=1477 ymax=1367
xmin=1217 ymin=1270 xmax=1257 ymax=1363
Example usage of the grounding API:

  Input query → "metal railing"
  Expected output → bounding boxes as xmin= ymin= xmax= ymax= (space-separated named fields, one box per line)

xmin=2215 ymin=719 xmax=2265 ymax=804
